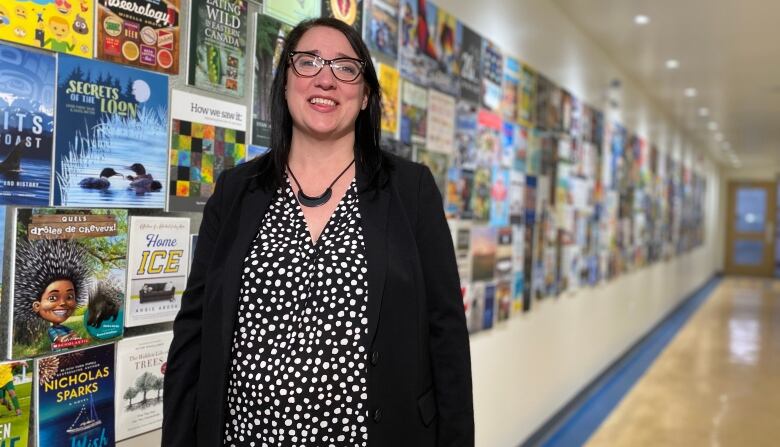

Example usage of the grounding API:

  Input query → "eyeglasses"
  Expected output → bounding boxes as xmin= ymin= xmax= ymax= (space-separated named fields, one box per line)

xmin=289 ymin=51 xmax=365 ymax=82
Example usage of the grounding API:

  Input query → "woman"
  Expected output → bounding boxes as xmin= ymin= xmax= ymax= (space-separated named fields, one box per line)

xmin=163 ymin=17 xmax=473 ymax=446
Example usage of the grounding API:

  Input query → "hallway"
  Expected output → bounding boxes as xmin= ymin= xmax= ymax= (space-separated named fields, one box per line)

xmin=586 ymin=278 xmax=780 ymax=446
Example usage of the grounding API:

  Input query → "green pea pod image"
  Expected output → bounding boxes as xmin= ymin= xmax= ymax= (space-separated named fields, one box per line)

xmin=207 ymin=45 xmax=222 ymax=84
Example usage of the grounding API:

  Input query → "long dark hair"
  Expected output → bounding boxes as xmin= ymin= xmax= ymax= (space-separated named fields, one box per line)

xmin=253 ymin=17 xmax=388 ymax=191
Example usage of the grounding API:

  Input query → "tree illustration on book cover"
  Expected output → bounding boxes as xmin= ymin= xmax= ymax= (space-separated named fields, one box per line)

xmin=11 ymin=209 xmax=126 ymax=358
xmin=36 ymin=344 xmax=115 ymax=447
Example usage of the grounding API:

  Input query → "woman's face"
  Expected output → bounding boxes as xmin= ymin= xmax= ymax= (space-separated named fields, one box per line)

xmin=286 ymin=26 xmax=368 ymax=142
xmin=33 ymin=279 xmax=77 ymax=325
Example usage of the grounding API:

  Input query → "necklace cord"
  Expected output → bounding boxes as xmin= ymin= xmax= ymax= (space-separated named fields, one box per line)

xmin=288 ymin=159 xmax=355 ymax=197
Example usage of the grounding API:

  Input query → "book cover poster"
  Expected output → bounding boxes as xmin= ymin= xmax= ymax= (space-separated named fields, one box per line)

xmin=444 ymin=166 xmax=462 ymax=219
xmin=517 ymin=63 xmax=536 ymax=126
xmin=36 ymin=343 xmax=115 ymax=447
xmin=509 ymin=169 xmax=525 ymax=225
xmin=0 ymin=43 xmax=55 ymax=206
xmin=490 ymin=167 xmax=509 ymax=227
xmin=415 ymin=147 xmax=448 ymax=197
xmin=365 ymin=0 xmax=398 ymax=61
xmin=263 ymin=0 xmax=320 ymax=26
xmin=125 ymin=217 xmax=190 ymax=327
xmin=398 ymin=0 xmax=432 ymax=85
xmin=471 ymin=225 xmax=496 ymax=281
xmin=482 ymin=282 xmax=495 ymax=330
xmin=96 ymin=0 xmax=181 ymax=74
xmin=425 ymin=89 xmax=455 ymax=154
xmin=188 ymin=0 xmax=247 ymax=97
xmin=498 ymin=121 xmax=516 ymax=168
xmin=168 ymin=89 xmax=247 ymax=212
xmin=425 ymin=4 xmax=459 ymax=95
xmin=11 ymin=208 xmax=126 ymax=358
xmin=495 ymin=226 xmax=512 ymax=279
xmin=378 ymin=63 xmax=400 ymax=136
xmin=476 ymin=108 xmax=500 ymax=166
xmin=0 ymin=0 xmax=93 ymax=58
xmin=481 ymin=38 xmax=502 ymax=111
xmin=53 ymin=55 xmax=169 ymax=208
xmin=251 ymin=13 xmax=292 ymax=147
xmin=322 ymin=0 xmax=362 ymax=31
xmin=115 ymin=331 xmax=172 ymax=441
xmin=466 ymin=282 xmax=484 ymax=333
xmin=495 ymin=279 xmax=510 ymax=322
xmin=457 ymin=22 xmax=481 ymax=103
xmin=470 ymin=166 xmax=490 ymax=222
xmin=0 ymin=360 xmax=32 ymax=447
xmin=502 ymin=56 xmax=519 ymax=123
xmin=400 ymin=79 xmax=427 ymax=145
xmin=454 ymin=100 xmax=477 ymax=169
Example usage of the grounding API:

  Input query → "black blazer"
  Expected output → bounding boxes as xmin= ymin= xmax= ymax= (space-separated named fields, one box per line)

xmin=162 ymin=153 xmax=474 ymax=446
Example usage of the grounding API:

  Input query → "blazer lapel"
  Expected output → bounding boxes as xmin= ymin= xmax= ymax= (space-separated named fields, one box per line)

xmin=219 ymin=180 xmax=274 ymax=358
xmin=356 ymin=167 xmax=389 ymax=347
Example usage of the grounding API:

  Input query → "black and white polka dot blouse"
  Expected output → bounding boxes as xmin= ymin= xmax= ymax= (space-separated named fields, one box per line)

xmin=223 ymin=177 xmax=369 ymax=446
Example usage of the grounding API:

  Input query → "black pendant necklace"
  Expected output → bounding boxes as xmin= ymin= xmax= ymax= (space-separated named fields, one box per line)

xmin=288 ymin=159 xmax=355 ymax=207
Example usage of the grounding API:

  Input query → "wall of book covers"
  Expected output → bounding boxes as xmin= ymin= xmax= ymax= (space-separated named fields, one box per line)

xmin=0 ymin=0 xmax=712 ymax=445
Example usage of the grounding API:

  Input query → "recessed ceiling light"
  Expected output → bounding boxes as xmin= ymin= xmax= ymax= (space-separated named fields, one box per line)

xmin=684 ymin=88 xmax=697 ymax=97
xmin=665 ymin=59 xmax=679 ymax=69
xmin=722 ymin=142 xmax=731 ymax=150
xmin=708 ymin=121 xmax=718 ymax=131
xmin=634 ymin=15 xmax=650 ymax=25
xmin=714 ymin=133 xmax=724 ymax=141
xmin=698 ymin=107 xmax=709 ymax=117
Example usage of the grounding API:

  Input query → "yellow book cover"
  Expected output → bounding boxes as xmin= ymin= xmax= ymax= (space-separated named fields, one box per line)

xmin=0 ymin=0 xmax=94 ymax=58
xmin=378 ymin=62 xmax=399 ymax=136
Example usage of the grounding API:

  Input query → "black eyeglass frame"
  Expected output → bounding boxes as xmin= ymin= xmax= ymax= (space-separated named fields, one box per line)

xmin=288 ymin=51 xmax=366 ymax=82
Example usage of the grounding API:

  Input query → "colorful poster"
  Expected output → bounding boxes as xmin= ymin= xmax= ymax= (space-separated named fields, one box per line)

xmin=489 ymin=167 xmax=510 ymax=227
xmin=0 ymin=360 xmax=32 ymax=447
xmin=378 ymin=63 xmax=400 ymax=136
xmin=509 ymin=170 xmax=525 ymax=225
xmin=400 ymin=79 xmax=427 ymax=145
xmin=471 ymin=225 xmax=496 ymax=281
xmin=454 ymin=100 xmax=478 ymax=168
xmin=517 ymin=63 xmax=536 ymax=126
xmin=322 ymin=0 xmax=362 ymax=31
xmin=365 ymin=0 xmax=398 ymax=61
xmin=168 ymin=89 xmax=247 ymax=212
xmin=481 ymin=38 xmax=502 ymax=110
xmin=495 ymin=226 xmax=512 ymax=279
xmin=0 ymin=0 xmax=93 ymax=57
xmin=36 ymin=344 xmax=115 ymax=447
xmin=398 ymin=0 xmax=432 ymax=85
xmin=466 ymin=282 xmax=484 ymax=333
xmin=10 ymin=208 xmax=126 ymax=358
xmin=96 ymin=0 xmax=181 ymax=74
xmin=380 ymin=135 xmax=413 ymax=160
xmin=0 ymin=43 xmax=55 ymax=206
xmin=502 ymin=56 xmax=519 ymax=122
xmin=471 ymin=166 xmax=491 ymax=222
xmin=125 ymin=216 xmax=190 ymax=327
xmin=263 ymin=0 xmax=320 ymax=26
xmin=498 ymin=122 xmax=516 ymax=168
xmin=425 ymin=89 xmax=455 ymax=153
xmin=415 ymin=147 xmax=448 ymax=196
xmin=115 ymin=331 xmax=172 ymax=441
xmin=426 ymin=4 xmax=459 ymax=95
xmin=457 ymin=23 xmax=481 ymax=104
xmin=251 ymin=13 xmax=292 ymax=147
xmin=444 ymin=167 xmax=462 ymax=219
xmin=476 ymin=109 xmax=500 ymax=166
xmin=187 ymin=0 xmax=247 ymax=97
xmin=450 ymin=220 xmax=471 ymax=282
xmin=495 ymin=279 xmax=511 ymax=322
xmin=53 ymin=55 xmax=169 ymax=208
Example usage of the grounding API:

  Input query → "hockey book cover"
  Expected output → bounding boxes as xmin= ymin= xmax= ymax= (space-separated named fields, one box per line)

xmin=0 ymin=0 xmax=93 ymax=58
xmin=8 ymin=208 xmax=126 ymax=359
xmin=115 ymin=331 xmax=172 ymax=441
xmin=0 ymin=43 xmax=55 ymax=206
xmin=125 ymin=216 xmax=190 ymax=327
xmin=53 ymin=55 xmax=169 ymax=208
xmin=35 ymin=343 xmax=115 ymax=447
xmin=96 ymin=0 xmax=182 ymax=74
xmin=0 ymin=360 xmax=32 ymax=447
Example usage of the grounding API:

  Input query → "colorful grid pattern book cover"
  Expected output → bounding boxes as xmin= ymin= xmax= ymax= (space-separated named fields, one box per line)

xmin=53 ymin=55 xmax=169 ymax=208
xmin=168 ymin=89 xmax=247 ymax=212
xmin=187 ymin=0 xmax=248 ymax=97
xmin=9 ymin=208 xmax=126 ymax=359
xmin=35 ymin=343 xmax=115 ymax=447
xmin=0 ymin=360 xmax=32 ymax=447
xmin=0 ymin=0 xmax=93 ymax=58
xmin=115 ymin=331 xmax=172 ymax=441
xmin=0 ymin=43 xmax=55 ymax=206
xmin=96 ymin=0 xmax=181 ymax=74
xmin=125 ymin=216 xmax=190 ymax=327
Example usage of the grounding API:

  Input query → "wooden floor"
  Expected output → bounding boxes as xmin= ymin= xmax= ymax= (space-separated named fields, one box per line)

xmin=586 ymin=277 xmax=780 ymax=447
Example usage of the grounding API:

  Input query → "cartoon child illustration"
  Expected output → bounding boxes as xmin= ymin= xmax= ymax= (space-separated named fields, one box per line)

xmin=43 ymin=16 xmax=76 ymax=53
xmin=14 ymin=239 xmax=91 ymax=351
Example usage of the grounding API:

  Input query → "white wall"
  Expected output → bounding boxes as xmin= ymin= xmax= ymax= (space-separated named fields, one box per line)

xmin=433 ymin=0 xmax=725 ymax=445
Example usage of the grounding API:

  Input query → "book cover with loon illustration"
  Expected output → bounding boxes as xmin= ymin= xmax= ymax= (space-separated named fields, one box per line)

xmin=35 ymin=343 xmax=115 ymax=447
xmin=0 ymin=43 xmax=55 ymax=206
xmin=53 ymin=54 xmax=169 ymax=208
xmin=7 ymin=208 xmax=126 ymax=359
xmin=125 ymin=216 xmax=190 ymax=327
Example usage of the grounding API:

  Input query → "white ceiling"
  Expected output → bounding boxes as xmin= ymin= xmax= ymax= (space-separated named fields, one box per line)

xmin=551 ymin=0 xmax=780 ymax=169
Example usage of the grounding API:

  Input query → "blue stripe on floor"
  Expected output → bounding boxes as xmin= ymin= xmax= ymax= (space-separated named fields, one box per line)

xmin=535 ymin=276 xmax=722 ymax=447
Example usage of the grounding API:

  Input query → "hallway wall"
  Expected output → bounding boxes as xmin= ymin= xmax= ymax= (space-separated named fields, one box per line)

xmin=434 ymin=0 xmax=725 ymax=445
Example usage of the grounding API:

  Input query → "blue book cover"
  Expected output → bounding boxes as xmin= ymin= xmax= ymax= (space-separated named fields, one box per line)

xmin=53 ymin=55 xmax=169 ymax=208
xmin=0 ymin=43 xmax=55 ymax=206
xmin=36 ymin=343 xmax=115 ymax=447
